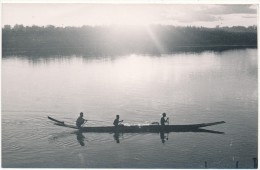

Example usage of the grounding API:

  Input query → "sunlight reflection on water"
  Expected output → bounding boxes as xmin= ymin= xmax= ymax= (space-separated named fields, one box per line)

xmin=2 ymin=48 xmax=257 ymax=168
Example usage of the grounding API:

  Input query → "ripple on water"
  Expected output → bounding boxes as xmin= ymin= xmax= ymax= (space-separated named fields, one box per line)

xmin=2 ymin=113 xmax=60 ymax=151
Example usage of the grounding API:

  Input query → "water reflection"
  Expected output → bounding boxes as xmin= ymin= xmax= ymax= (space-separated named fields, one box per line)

xmin=76 ymin=130 xmax=85 ymax=146
xmin=160 ymin=132 xmax=169 ymax=144
xmin=105 ymin=128 xmax=224 ymax=145
xmin=113 ymin=132 xmax=121 ymax=143
xmin=49 ymin=130 xmax=87 ymax=147
xmin=49 ymin=127 xmax=225 ymax=146
xmin=2 ymin=46 xmax=256 ymax=64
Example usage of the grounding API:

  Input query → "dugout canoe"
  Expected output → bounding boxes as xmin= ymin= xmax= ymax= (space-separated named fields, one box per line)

xmin=48 ymin=116 xmax=225 ymax=134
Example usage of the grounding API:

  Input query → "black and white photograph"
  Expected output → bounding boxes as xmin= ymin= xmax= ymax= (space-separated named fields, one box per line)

xmin=1 ymin=1 xmax=258 ymax=168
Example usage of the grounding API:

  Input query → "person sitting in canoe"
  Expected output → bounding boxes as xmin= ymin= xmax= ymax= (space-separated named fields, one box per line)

xmin=76 ymin=112 xmax=87 ymax=129
xmin=113 ymin=115 xmax=123 ymax=127
xmin=161 ymin=113 xmax=169 ymax=126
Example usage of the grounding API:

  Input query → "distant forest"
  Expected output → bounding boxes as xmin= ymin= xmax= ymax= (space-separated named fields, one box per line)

xmin=2 ymin=25 xmax=257 ymax=57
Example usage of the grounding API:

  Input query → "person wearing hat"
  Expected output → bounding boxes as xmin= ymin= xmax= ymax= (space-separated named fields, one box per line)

xmin=113 ymin=115 xmax=123 ymax=127
xmin=76 ymin=112 xmax=87 ymax=129
xmin=160 ymin=113 xmax=169 ymax=126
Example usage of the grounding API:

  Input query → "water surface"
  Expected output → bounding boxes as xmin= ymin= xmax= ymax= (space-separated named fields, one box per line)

xmin=2 ymin=48 xmax=257 ymax=168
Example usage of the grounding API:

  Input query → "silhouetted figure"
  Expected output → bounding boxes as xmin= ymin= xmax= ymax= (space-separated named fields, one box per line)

xmin=160 ymin=113 xmax=169 ymax=126
xmin=113 ymin=115 xmax=123 ymax=127
xmin=76 ymin=130 xmax=85 ymax=146
xmin=76 ymin=112 xmax=87 ymax=129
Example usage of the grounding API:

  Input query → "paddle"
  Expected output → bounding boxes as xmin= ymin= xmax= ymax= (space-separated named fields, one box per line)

xmin=118 ymin=120 xmax=124 ymax=126
xmin=82 ymin=119 xmax=88 ymax=125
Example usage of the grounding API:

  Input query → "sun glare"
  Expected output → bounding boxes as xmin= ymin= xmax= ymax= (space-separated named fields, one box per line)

xmin=144 ymin=26 xmax=165 ymax=54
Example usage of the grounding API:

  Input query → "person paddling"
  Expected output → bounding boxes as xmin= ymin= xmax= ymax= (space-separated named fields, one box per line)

xmin=76 ymin=112 xmax=87 ymax=129
xmin=113 ymin=115 xmax=123 ymax=127
xmin=160 ymin=113 xmax=169 ymax=126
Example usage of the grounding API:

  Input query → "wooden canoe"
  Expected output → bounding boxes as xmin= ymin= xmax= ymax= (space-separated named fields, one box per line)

xmin=48 ymin=116 xmax=225 ymax=134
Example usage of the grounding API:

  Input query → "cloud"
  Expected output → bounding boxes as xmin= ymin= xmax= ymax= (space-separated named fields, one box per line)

xmin=165 ymin=13 xmax=223 ymax=23
xmin=2 ymin=4 xmax=257 ymax=27
xmin=206 ymin=5 xmax=257 ymax=15
xmin=162 ymin=4 xmax=256 ymax=24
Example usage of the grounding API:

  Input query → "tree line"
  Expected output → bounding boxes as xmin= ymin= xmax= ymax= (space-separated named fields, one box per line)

xmin=3 ymin=24 xmax=257 ymax=57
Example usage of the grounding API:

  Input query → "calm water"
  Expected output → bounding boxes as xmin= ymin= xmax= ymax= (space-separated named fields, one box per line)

xmin=2 ymin=48 xmax=257 ymax=168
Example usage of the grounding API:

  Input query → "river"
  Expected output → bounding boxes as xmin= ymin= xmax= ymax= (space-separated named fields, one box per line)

xmin=2 ymin=48 xmax=257 ymax=168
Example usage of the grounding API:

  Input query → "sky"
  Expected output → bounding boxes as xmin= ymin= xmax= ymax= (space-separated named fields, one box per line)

xmin=2 ymin=3 xmax=258 ymax=27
